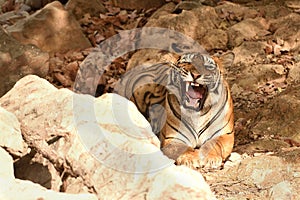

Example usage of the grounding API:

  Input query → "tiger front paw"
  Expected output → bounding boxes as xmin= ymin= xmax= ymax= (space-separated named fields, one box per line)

xmin=176 ymin=148 xmax=201 ymax=169
xmin=175 ymin=148 xmax=223 ymax=170
xmin=198 ymin=148 xmax=223 ymax=169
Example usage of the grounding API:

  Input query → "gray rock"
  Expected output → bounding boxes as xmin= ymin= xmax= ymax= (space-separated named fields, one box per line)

xmin=0 ymin=26 xmax=49 ymax=97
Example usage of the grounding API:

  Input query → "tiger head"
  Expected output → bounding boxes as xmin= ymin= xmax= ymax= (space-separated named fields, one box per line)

xmin=170 ymin=52 xmax=234 ymax=112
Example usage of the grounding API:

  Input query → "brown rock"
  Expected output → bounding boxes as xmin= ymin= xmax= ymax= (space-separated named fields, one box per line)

xmin=148 ymin=2 xmax=176 ymax=20
xmin=125 ymin=6 xmax=222 ymax=69
xmin=6 ymin=1 xmax=91 ymax=53
xmin=150 ymin=5 xmax=220 ymax=41
xmin=270 ymin=13 xmax=300 ymax=53
xmin=111 ymin=0 xmax=165 ymax=10
xmin=215 ymin=1 xmax=259 ymax=21
xmin=24 ymin=0 xmax=54 ymax=10
xmin=63 ymin=61 xmax=79 ymax=81
xmin=239 ymin=64 xmax=285 ymax=87
xmin=257 ymin=4 xmax=291 ymax=20
xmin=232 ymin=41 xmax=266 ymax=65
xmin=173 ymin=1 xmax=203 ymax=12
xmin=0 ymin=26 xmax=49 ymax=97
xmin=227 ymin=18 xmax=270 ymax=47
xmin=251 ymin=86 xmax=300 ymax=140
xmin=65 ymin=0 xmax=107 ymax=20
xmin=202 ymin=29 xmax=228 ymax=51
xmin=287 ymin=62 xmax=300 ymax=83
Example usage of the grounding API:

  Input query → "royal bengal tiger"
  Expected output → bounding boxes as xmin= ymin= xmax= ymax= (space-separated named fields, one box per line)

xmin=114 ymin=52 xmax=235 ymax=169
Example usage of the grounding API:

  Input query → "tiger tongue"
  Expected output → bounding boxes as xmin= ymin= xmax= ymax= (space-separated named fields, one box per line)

xmin=187 ymin=85 xmax=203 ymax=99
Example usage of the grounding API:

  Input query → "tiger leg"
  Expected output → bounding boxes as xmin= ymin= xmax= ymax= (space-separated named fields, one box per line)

xmin=161 ymin=139 xmax=202 ymax=169
xmin=160 ymin=134 xmax=204 ymax=169
xmin=176 ymin=132 xmax=234 ymax=169
xmin=198 ymin=132 xmax=234 ymax=169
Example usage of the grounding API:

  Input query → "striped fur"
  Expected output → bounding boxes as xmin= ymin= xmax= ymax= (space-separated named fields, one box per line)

xmin=114 ymin=52 xmax=235 ymax=169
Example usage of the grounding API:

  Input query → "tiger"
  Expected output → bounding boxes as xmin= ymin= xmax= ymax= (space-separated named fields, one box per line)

xmin=114 ymin=52 xmax=235 ymax=169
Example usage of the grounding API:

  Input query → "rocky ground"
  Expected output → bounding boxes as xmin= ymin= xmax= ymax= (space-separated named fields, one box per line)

xmin=0 ymin=0 xmax=300 ymax=199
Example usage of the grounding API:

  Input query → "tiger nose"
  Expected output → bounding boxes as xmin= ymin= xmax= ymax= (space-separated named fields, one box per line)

xmin=191 ymin=72 xmax=201 ymax=79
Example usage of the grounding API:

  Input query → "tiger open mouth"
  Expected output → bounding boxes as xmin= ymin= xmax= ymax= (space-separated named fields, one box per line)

xmin=183 ymin=81 xmax=208 ymax=111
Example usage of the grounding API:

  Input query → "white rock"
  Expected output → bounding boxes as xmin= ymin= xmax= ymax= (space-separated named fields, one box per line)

xmin=148 ymin=165 xmax=217 ymax=200
xmin=0 ymin=147 xmax=14 ymax=181
xmin=0 ymin=75 xmax=215 ymax=199
xmin=0 ymin=107 xmax=26 ymax=155
xmin=0 ymin=178 xmax=97 ymax=200
xmin=269 ymin=181 xmax=292 ymax=200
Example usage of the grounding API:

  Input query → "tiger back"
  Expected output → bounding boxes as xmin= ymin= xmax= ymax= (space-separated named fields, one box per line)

xmin=114 ymin=52 xmax=235 ymax=169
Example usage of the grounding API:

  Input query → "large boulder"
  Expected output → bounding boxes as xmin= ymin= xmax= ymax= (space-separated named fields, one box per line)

xmin=0 ymin=75 xmax=216 ymax=199
xmin=6 ymin=1 xmax=91 ymax=53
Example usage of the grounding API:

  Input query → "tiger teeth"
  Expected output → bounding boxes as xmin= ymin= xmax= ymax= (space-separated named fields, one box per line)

xmin=191 ymin=82 xmax=200 ymax=86
xmin=185 ymin=82 xmax=200 ymax=92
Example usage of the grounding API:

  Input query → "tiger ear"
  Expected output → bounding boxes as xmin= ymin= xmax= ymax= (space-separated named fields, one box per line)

xmin=212 ymin=52 xmax=235 ymax=73
xmin=161 ymin=52 xmax=180 ymax=64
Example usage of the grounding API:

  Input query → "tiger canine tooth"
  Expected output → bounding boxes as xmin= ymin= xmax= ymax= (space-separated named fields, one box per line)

xmin=186 ymin=82 xmax=190 ymax=91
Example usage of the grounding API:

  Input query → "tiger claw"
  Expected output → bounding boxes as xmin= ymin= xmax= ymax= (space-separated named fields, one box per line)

xmin=199 ymin=154 xmax=223 ymax=170
xmin=175 ymin=149 xmax=201 ymax=169
xmin=175 ymin=147 xmax=224 ymax=170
